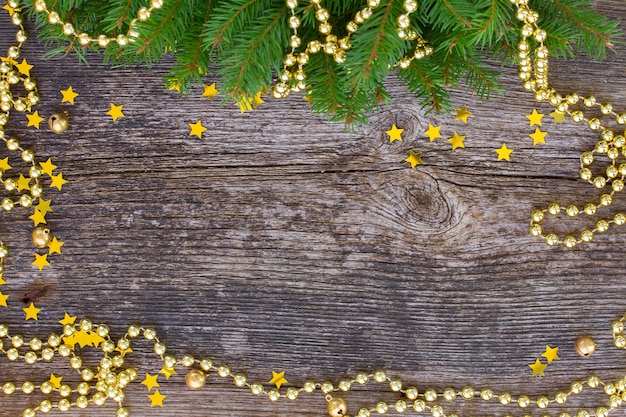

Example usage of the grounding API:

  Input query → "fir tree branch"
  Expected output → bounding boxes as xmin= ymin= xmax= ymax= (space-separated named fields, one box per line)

xmin=211 ymin=0 xmax=261 ymax=47
xmin=134 ymin=0 xmax=184 ymax=57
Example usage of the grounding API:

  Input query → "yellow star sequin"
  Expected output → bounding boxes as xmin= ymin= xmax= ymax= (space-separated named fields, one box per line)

xmin=159 ymin=367 xmax=177 ymax=380
xmin=142 ymin=373 xmax=160 ymax=391
xmin=386 ymin=124 xmax=404 ymax=142
xmin=251 ymin=92 xmax=265 ymax=109
xmin=29 ymin=209 xmax=46 ymax=226
xmin=106 ymin=103 xmax=125 ymax=121
xmin=116 ymin=345 xmax=133 ymax=357
xmin=0 ymin=157 xmax=11 ymax=172
xmin=530 ymin=127 xmax=547 ymax=145
xmin=49 ymin=374 xmax=63 ymax=389
xmin=526 ymin=109 xmax=544 ymax=127
xmin=405 ymin=150 xmax=423 ymax=168
xmin=0 ymin=276 xmax=5 ymax=285
xmin=168 ymin=81 xmax=181 ymax=92
xmin=48 ymin=237 xmax=64 ymax=255
xmin=148 ymin=389 xmax=166 ymax=407
xmin=236 ymin=95 xmax=255 ymax=113
xmin=36 ymin=198 xmax=52 ymax=216
xmin=15 ymin=59 xmax=33 ymax=77
xmin=448 ymin=132 xmax=466 ymax=150
xmin=424 ymin=124 xmax=442 ymax=142
xmin=50 ymin=172 xmax=67 ymax=190
xmin=17 ymin=174 xmax=31 ymax=191
xmin=40 ymin=158 xmax=57 ymax=176
xmin=202 ymin=83 xmax=219 ymax=99
xmin=189 ymin=120 xmax=207 ymax=139
xmin=0 ymin=291 xmax=9 ymax=307
xmin=551 ymin=110 xmax=566 ymax=124
xmin=60 ymin=86 xmax=79 ymax=104
xmin=542 ymin=345 xmax=560 ymax=363
xmin=2 ymin=4 xmax=17 ymax=16
xmin=26 ymin=111 xmax=44 ymax=129
xmin=454 ymin=105 xmax=472 ymax=123
xmin=23 ymin=302 xmax=41 ymax=320
xmin=269 ymin=371 xmax=288 ymax=389
xmin=495 ymin=144 xmax=513 ymax=161
xmin=528 ymin=359 xmax=547 ymax=377
xmin=59 ymin=313 xmax=76 ymax=326
xmin=33 ymin=253 xmax=50 ymax=270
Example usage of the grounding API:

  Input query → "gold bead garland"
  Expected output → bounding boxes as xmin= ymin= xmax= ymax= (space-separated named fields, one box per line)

xmin=509 ymin=0 xmax=626 ymax=247
xmin=272 ymin=0 xmax=433 ymax=99
xmin=30 ymin=0 xmax=164 ymax=48
xmin=1 ymin=0 xmax=59 ymax=272
xmin=2 ymin=314 xmax=626 ymax=417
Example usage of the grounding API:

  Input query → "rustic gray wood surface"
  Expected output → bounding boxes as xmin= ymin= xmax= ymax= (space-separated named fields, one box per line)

xmin=2 ymin=2 xmax=626 ymax=417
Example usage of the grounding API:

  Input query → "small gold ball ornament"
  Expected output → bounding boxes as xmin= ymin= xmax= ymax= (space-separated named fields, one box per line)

xmin=48 ymin=111 xmax=69 ymax=134
xmin=327 ymin=397 xmax=348 ymax=417
xmin=575 ymin=336 xmax=597 ymax=357
xmin=31 ymin=226 xmax=51 ymax=248
xmin=185 ymin=369 xmax=206 ymax=390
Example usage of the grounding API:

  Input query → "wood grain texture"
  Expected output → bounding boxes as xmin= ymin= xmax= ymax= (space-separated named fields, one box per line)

xmin=2 ymin=2 xmax=626 ymax=416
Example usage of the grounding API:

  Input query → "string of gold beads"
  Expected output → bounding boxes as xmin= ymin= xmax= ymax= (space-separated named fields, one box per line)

xmin=3 ymin=314 xmax=626 ymax=417
xmin=509 ymin=0 xmax=626 ymax=247
xmin=31 ymin=0 xmax=164 ymax=48
xmin=1 ymin=0 xmax=56 ymax=271
xmin=273 ymin=0 xmax=433 ymax=99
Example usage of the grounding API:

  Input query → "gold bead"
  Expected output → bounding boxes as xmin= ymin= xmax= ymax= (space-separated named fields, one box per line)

xmin=321 ymin=381 xmax=334 ymax=393
xmin=389 ymin=379 xmax=402 ymax=392
xmin=461 ymin=386 xmax=474 ymax=399
xmin=530 ymin=224 xmax=542 ymax=236
xmin=580 ymin=152 xmax=594 ymax=165
xmin=517 ymin=395 xmax=530 ymax=408
xmin=0 ymin=244 xmax=8 ymax=258
xmin=303 ymin=380 xmax=316 ymax=392
xmin=250 ymin=383 xmax=264 ymax=395
xmin=185 ymin=369 xmax=206 ymax=390
xmin=554 ymin=391 xmax=568 ymax=404
xmin=431 ymin=404 xmax=443 ymax=417
xmin=614 ymin=335 xmax=626 ymax=348
xmin=227 ymin=372 xmax=244 ymax=387
xmin=574 ymin=336 xmax=597 ymax=357
xmin=563 ymin=236 xmax=577 ymax=248
xmin=443 ymin=388 xmax=456 ymax=401
xmin=424 ymin=388 xmax=438 ymax=401
xmin=593 ymin=176 xmax=606 ymax=188
xmin=394 ymin=399 xmax=407 ymax=413
xmin=32 ymin=226 xmax=51 ymax=248
xmin=405 ymin=386 xmax=418 ymax=400
xmin=268 ymin=388 xmax=281 ymax=401
xmin=286 ymin=387 xmax=299 ymax=400
xmin=545 ymin=233 xmax=559 ymax=246
xmin=547 ymin=203 xmax=560 ymax=215
xmin=536 ymin=395 xmax=549 ymax=408
xmin=327 ymin=397 xmax=347 ymax=417
xmin=338 ymin=379 xmax=352 ymax=391
xmin=566 ymin=205 xmax=578 ymax=217
xmin=48 ymin=111 xmax=69 ymax=134
xmin=596 ymin=220 xmax=609 ymax=233
xmin=600 ymin=194 xmax=612 ymax=206
xmin=413 ymin=399 xmax=426 ymax=412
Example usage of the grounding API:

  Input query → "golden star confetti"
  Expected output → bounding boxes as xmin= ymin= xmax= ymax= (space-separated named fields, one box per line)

xmin=189 ymin=120 xmax=207 ymax=139
xmin=106 ymin=103 xmax=125 ymax=121
xmin=159 ymin=367 xmax=177 ymax=380
xmin=526 ymin=109 xmax=544 ymax=126
xmin=29 ymin=209 xmax=46 ymax=226
xmin=386 ymin=124 xmax=404 ymax=142
xmin=60 ymin=86 xmax=79 ymax=104
xmin=39 ymin=158 xmax=57 ymax=176
xmin=50 ymin=172 xmax=67 ymax=190
xmin=36 ymin=198 xmax=52 ymax=215
xmin=528 ymin=359 xmax=547 ymax=377
xmin=541 ymin=345 xmax=560 ymax=363
xmin=529 ymin=127 xmax=547 ymax=145
xmin=23 ymin=302 xmax=41 ymax=320
xmin=32 ymin=253 xmax=49 ymax=270
xmin=251 ymin=92 xmax=265 ymax=109
xmin=149 ymin=389 xmax=166 ymax=407
xmin=26 ymin=111 xmax=44 ymax=129
xmin=495 ymin=144 xmax=513 ymax=161
xmin=424 ymin=124 xmax=442 ymax=142
xmin=2 ymin=3 xmax=17 ymax=16
xmin=202 ymin=83 xmax=219 ymax=99
xmin=48 ymin=237 xmax=64 ymax=255
xmin=448 ymin=132 xmax=465 ymax=150
xmin=168 ymin=81 xmax=181 ymax=93
xmin=49 ymin=374 xmax=63 ymax=389
xmin=59 ymin=313 xmax=76 ymax=326
xmin=454 ymin=105 xmax=472 ymax=123
xmin=17 ymin=174 xmax=31 ymax=191
xmin=405 ymin=150 xmax=423 ymax=168
xmin=550 ymin=110 xmax=566 ymax=124
xmin=0 ymin=291 xmax=9 ymax=307
xmin=236 ymin=96 xmax=254 ymax=113
xmin=269 ymin=371 xmax=288 ymax=389
xmin=0 ymin=276 xmax=4 ymax=284
xmin=0 ymin=157 xmax=11 ymax=171
xmin=15 ymin=59 xmax=33 ymax=77
xmin=142 ymin=373 xmax=160 ymax=391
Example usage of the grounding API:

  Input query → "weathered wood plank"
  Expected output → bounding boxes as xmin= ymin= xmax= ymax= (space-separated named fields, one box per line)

xmin=2 ymin=2 xmax=626 ymax=417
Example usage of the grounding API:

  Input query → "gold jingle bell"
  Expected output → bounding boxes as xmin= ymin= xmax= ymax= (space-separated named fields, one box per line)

xmin=48 ymin=111 xmax=69 ymax=134
xmin=575 ymin=336 xmax=597 ymax=357
xmin=185 ymin=369 xmax=206 ymax=390
xmin=31 ymin=226 xmax=51 ymax=248
xmin=327 ymin=397 xmax=347 ymax=417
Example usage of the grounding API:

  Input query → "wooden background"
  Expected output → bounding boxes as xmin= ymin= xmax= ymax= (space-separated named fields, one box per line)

xmin=3 ymin=2 xmax=626 ymax=416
